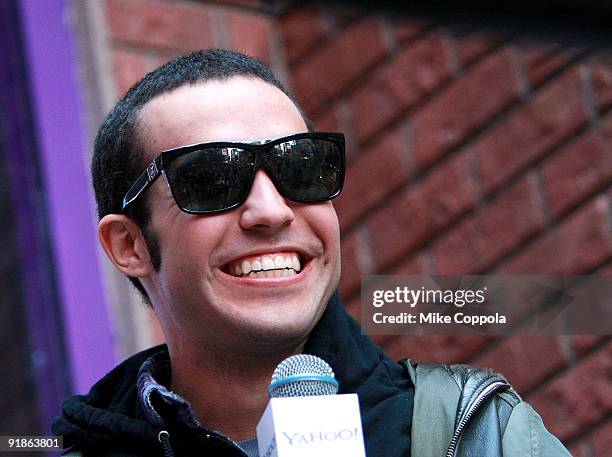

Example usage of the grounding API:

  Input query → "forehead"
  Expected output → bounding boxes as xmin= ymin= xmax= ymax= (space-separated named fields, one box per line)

xmin=136 ymin=76 xmax=308 ymax=157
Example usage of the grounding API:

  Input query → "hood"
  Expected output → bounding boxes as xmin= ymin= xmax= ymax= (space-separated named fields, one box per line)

xmin=52 ymin=344 xmax=162 ymax=454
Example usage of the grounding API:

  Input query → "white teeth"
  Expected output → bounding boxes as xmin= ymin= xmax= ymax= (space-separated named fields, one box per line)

xmin=244 ymin=269 xmax=297 ymax=279
xmin=242 ymin=268 xmax=298 ymax=279
xmin=241 ymin=260 xmax=252 ymax=275
xmin=262 ymin=256 xmax=275 ymax=271
xmin=228 ymin=252 xmax=303 ymax=277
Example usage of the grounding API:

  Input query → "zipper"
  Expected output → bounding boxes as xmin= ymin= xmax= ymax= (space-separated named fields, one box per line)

xmin=157 ymin=429 xmax=249 ymax=457
xmin=202 ymin=431 xmax=249 ymax=457
xmin=158 ymin=430 xmax=174 ymax=457
xmin=445 ymin=381 xmax=510 ymax=457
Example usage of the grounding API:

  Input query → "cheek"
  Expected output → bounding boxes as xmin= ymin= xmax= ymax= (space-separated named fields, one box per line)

xmin=155 ymin=216 xmax=228 ymax=273
xmin=304 ymin=203 xmax=341 ymax=256
xmin=317 ymin=203 xmax=340 ymax=240
xmin=308 ymin=204 xmax=342 ymax=296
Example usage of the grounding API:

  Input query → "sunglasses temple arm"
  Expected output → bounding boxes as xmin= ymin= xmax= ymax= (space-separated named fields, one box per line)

xmin=121 ymin=158 xmax=162 ymax=211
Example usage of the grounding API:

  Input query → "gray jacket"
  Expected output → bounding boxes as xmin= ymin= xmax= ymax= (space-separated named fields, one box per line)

xmin=403 ymin=360 xmax=571 ymax=456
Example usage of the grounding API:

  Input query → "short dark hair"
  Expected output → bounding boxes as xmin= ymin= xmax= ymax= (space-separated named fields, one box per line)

xmin=92 ymin=49 xmax=310 ymax=304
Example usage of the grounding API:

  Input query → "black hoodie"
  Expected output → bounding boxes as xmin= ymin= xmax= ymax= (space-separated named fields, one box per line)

xmin=53 ymin=293 xmax=414 ymax=456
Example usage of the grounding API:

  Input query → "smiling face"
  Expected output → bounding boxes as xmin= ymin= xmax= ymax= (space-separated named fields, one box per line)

xmin=136 ymin=77 xmax=341 ymax=356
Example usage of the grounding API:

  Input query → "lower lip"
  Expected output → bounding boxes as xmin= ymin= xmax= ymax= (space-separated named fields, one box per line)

xmin=220 ymin=260 xmax=312 ymax=286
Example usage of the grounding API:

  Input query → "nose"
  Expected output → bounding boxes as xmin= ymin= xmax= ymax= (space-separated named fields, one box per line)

xmin=238 ymin=170 xmax=295 ymax=232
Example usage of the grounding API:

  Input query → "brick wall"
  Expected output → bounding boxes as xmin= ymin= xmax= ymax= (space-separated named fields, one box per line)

xmin=101 ymin=0 xmax=611 ymax=452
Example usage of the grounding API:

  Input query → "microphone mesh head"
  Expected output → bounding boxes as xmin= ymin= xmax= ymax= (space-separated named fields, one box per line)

xmin=269 ymin=354 xmax=339 ymax=398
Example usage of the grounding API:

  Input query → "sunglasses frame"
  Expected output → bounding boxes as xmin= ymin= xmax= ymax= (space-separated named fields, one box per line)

xmin=121 ymin=131 xmax=345 ymax=215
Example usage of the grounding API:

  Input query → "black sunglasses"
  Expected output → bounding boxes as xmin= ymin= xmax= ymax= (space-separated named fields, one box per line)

xmin=122 ymin=132 xmax=345 ymax=215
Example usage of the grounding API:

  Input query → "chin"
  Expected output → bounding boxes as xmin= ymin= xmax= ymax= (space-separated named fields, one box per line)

xmin=236 ymin=307 xmax=321 ymax=346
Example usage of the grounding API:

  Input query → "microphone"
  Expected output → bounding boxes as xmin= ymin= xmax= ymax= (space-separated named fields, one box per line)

xmin=256 ymin=354 xmax=366 ymax=457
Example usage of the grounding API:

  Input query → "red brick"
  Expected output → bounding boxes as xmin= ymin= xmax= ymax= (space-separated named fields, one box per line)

xmin=477 ymin=68 xmax=589 ymax=193
xmin=324 ymin=4 xmax=368 ymax=28
xmin=155 ymin=52 xmax=183 ymax=68
xmin=291 ymin=18 xmax=389 ymax=115
xmin=225 ymin=11 xmax=272 ymax=62
xmin=542 ymin=121 xmax=612 ymax=217
xmin=520 ymin=40 xmax=579 ymax=86
xmin=500 ymin=196 xmax=612 ymax=274
xmin=312 ymin=108 xmax=341 ymax=132
xmin=589 ymin=55 xmax=612 ymax=113
xmin=564 ymin=269 xmax=612 ymax=335
xmin=388 ymin=253 xmax=428 ymax=275
xmin=335 ymin=127 xmax=411 ymax=230
xmin=592 ymin=418 xmax=612 ymax=457
xmin=528 ymin=49 xmax=579 ymax=87
xmin=383 ymin=335 xmax=492 ymax=364
xmin=411 ymin=47 xmax=521 ymax=168
xmin=520 ymin=40 xmax=559 ymax=68
xmin=391 ymin=18 xmax=429 ymax=44
xmin=571 ymin=335 xmax=609 ymax=356
xmin=347 ymin=33 xmax=452 ymax=144
xmin=339 ymin=230 xmax=364 ymax=299
xmin=527 ymin=341 xmax=612 ymax=441
xmin=112 ymin=49 xmax=149 ymax=96
xmin=472 ymin=336 xmax=567 ymax=393
xmin=219 ymin=0 xmax=262 ymax=7
xmin=106 ymin=0 xmax=214 ymax=52
xmin=453 ymin=29 xmax=504 ymax=68
xmin=279 ymin=5 xmax=327 ymax=64
xmin=433 ymin=175 xmax=545 ymax=274
xmin=367 ymin=151 xmax=477 ymax=270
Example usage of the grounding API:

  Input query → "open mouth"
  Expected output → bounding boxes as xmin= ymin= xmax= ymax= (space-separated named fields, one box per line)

xmin=222 ymin=251 xmax=306 ymax=279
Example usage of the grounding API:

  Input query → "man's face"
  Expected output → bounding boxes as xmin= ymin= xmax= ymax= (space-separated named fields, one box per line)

xmin=137 ymin=77 xmax=341 ymax=355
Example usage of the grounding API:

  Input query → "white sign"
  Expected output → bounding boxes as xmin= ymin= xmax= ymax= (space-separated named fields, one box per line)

xmin=256 ymin=394 xmax=366 ymax=457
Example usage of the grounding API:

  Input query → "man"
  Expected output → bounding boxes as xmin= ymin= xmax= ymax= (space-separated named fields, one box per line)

xmin=53 ymin=49 xmax=570 ymax=456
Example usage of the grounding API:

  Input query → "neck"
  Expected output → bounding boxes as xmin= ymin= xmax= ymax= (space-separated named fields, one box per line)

xmin=168 ymin=341 xmax=305 ymax=441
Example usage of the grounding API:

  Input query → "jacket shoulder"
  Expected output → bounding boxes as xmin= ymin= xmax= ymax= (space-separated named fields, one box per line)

xmin=399 ymin=358 xmax=571 ymax=457
xmin=503 ymin=401 xmax=571 ymax=456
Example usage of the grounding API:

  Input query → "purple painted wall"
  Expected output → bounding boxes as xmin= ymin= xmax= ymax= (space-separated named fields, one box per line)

xmin=18 ymin=0 xmax=116 ymax=396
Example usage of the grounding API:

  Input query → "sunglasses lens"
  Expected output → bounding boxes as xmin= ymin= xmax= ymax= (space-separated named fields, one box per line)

xmin=164 ymin=135 xmax=344 ymax=214
xmin=269 ymin=138 xmax=343 ymax=202
xmin=167 ymin=147 xmax=254 ymax=213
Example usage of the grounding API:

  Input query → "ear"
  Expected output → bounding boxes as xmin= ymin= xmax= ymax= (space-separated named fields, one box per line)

xmin=98 ymin=214 xmax=153 ymax=278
